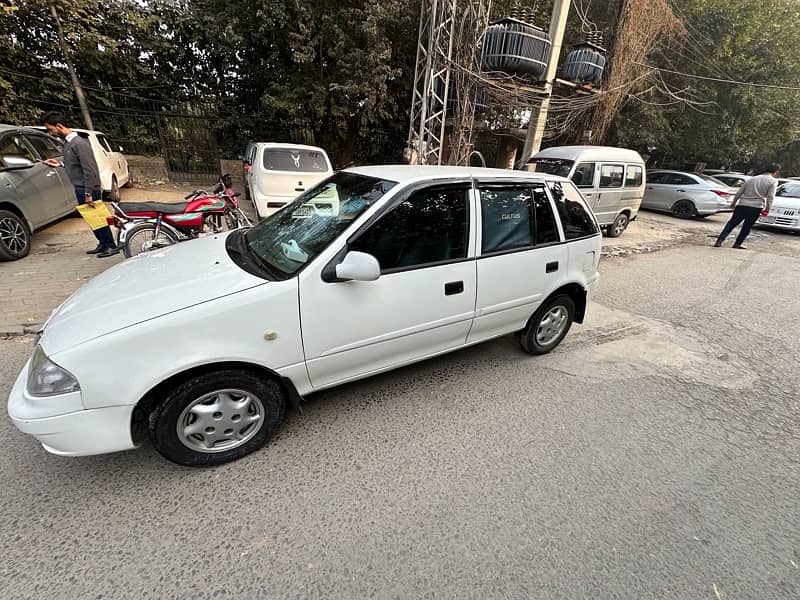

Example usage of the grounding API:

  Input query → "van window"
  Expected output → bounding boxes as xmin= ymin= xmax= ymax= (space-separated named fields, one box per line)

xmin=599 ymin=165 xmax=624 ymax=188
xmin=548 ymin=181 xmax=598 ymax=240
xmin=572 ymin=163 xmax=595 ymax=188
xmin=352 ymin=186 xmax=468 ymax=271
xmin=262 ymin=149 xmax=328 ymax=172
xmin=625 ymin=165 xmax=643 ymax=187
xmin=530 ymin=158 xmax=573 ymax=178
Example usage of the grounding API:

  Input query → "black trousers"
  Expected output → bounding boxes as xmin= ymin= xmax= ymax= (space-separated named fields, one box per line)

xmin=717 ymin=205 xmax=761 ymax=246
xmin=75 ymin=188 xmax=115 ymax=249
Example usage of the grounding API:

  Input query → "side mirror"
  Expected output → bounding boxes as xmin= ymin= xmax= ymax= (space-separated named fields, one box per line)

xmin=2 ymin=156 xmax=35 ymax=170
xmin=335 ymin=251 xmax=381 ymax=282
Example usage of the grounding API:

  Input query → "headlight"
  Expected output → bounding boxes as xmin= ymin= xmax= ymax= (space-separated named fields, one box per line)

xmin=26 ymin=346 xmax=80 ymax=397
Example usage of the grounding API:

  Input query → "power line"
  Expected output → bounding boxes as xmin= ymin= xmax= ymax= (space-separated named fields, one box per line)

xmin=638 ymin=63 xmax=800 ymax=91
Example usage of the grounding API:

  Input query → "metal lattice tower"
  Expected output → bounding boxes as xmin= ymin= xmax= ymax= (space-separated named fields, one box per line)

xmin=407 ymin=0 xmax=491 ymax=166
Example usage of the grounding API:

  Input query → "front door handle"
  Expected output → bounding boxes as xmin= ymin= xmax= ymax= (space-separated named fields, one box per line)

xmin=444 ymin=281 xmax=464 ymax=295
xmin=546 ymin=261 xmax=559 ymax=273
xmin=676 ymin=189 xmax=686 ymax=193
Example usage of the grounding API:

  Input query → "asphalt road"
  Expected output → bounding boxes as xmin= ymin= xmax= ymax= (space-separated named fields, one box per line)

xmin=1 ymin=238 xmax=798 ymax=599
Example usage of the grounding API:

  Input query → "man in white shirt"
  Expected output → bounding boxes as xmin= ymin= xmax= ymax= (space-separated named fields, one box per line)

xmin=714 ymin=164 xmax=780 ymax=249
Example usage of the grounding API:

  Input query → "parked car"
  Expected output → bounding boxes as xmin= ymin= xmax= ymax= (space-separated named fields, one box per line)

xmin=0 ymin=124 xmax=78 ymax=260
xmin=246 ymin=143 xmax=333 ymax=219
xmin=643 ymin=170 xmax=735 ymax=218
xmin=241 ymin=141 xmax=256 ymax=202
xmin=713 ymin=173 xmax=750 ymax=188
xmin=8 ymin=165 xmax=601 ymax=466
xmin=756 ymin=181 xmax=800 ymax=233
xmin=527 ymin=145 xmax=644 ymax=238
xmin=31 ymin=126 xmax=129 ymax=201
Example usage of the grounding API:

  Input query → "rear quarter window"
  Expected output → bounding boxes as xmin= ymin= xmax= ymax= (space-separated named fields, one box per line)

xmin=548 ymin=181 xmax=599 ymax=240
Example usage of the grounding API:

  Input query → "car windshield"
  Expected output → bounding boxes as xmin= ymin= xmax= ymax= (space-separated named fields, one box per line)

xmin=262 ymin=149 xmax=328 ymax=172
xmin=245 ymin=172 xmax=396 ymax=277
xmin=529 ymin=159 xmax=574 ymax=178
xmin=777 ymin=182 xmax=800 ymax=197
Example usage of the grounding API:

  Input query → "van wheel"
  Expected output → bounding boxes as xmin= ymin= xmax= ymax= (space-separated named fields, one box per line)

xmin=607 ymin=213 xmax=629 ymax=237
xmin=672 ymin=200 xmax=696 ymax=219
xmin=149 ymin=369 xmax=286 ymax=466
xmin=519 ymin=295 xmax=575 ymax=355
xmin=0 ymin=210 xmax=31 ymax=261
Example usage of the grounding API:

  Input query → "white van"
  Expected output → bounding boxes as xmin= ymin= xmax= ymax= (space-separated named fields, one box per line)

xmin=527 ymin=146 xmax=645 ymax=237
xmin=246 ymin=143 xmax=333 ymax=219
xmin=9 ymin=166 xmax=601 ymax=466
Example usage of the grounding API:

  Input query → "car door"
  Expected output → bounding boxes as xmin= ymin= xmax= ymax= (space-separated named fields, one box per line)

xmin=594 ymin=163 xmax=625 ymax=224
xmin=97 ymin=134 xmax=125 ymax=184
xmin=468 ymin=181 xmax=568 ymax=344
xmin=0 ymin=133 xmax=65 ymax=229
xmin=643 ymin=172 xmax=672 ymax=209
xmin=21 ymin=133 xmax=74 ymax=215
xmin=299 ymin=182 xmax=478 ymax=389
xmin=663 ymin=173 xmax=700 ymax=209
xmin=570 ymin=161 xmax=597 ymax=207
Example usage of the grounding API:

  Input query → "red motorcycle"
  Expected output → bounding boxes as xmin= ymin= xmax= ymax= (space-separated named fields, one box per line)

xmin=109 ymin=175 xmax=251 ymax=258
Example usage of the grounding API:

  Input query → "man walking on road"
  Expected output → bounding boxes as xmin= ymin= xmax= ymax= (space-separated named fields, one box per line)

xmin=41 ymin=111 xmax=119 ymax=257
xmin=714 ymin=164 xmax=780 ymax=250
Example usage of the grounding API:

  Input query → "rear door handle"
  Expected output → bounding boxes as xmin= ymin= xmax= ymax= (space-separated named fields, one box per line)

xmin=546 ymin=261 xmax=559 ymax=273
xmin=676 ymin=190 xmax=685 ymax=193
xmin=444 ymin=281 xmax=464 ymax=295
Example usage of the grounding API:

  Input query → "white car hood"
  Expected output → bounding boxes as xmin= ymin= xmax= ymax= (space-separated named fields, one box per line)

xmin=41 ymin=234 xmax=267 ymax=355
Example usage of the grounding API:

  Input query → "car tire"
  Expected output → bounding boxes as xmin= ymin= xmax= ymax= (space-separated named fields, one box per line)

xmin=149 ymin=369 xmax=286 ymax=466
xmin=672 ymin=200 xmax=696 ymax=219
xmin=607 ymin=213 xmax=629 ymax=238
xmin=0 ymin=210 xmax=32 ymax=261
xmin=518 ymin=295 xmax=575 ymax=355
xmin=105 ymin=175 xmax=121 ymax=203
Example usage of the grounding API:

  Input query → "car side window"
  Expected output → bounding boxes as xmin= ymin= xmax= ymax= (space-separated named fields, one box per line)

xmin=571 ymin=162 xmax=595 ymax=188
xmin=548 ymin=181 xmax=599 ymax=240
xmin=665 ymin=174 xmax=697 ymax=185
xmin=351 ymin=186 xmax=469 ymax=272
xmin=0 ymin=135 xmax=37 ymax=163
xmin=647 ymin=172 xmax=667 ymax=184
xmin=599 ymin=164 xmax=624 ymax=188
xmin=97 ymin=135 xmax=112 ymax=153
xmin=625 ymin=165 xmax=643 ymax=187
xmin=23 ymin=134 xmax=63 ymax=160
xmin=480 ymin=187 xmax=532 ymax=253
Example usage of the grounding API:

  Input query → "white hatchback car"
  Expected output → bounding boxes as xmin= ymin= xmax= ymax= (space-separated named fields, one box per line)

xmin=245 ymin=143 xmax=333 ymax=219
xmin=9 ymin=166 xmax=601 ymax=466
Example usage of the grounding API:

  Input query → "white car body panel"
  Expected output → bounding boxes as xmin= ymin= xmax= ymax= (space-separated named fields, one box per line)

xmin=8 ymin=165 xmax=602 ymax=459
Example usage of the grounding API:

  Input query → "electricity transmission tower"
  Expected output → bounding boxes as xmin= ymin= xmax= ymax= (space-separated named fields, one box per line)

xmin=406 ymin=0 xmax=491 ymax=166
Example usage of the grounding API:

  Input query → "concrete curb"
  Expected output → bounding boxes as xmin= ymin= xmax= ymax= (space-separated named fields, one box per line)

xmin=0 ymin=324 xmax=43 ymax=338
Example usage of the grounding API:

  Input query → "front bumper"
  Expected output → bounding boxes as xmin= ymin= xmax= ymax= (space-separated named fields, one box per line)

xmin=757 ymin=213 xmax=800 ymax=232
xmin=8 ymin=363 xmax=136 ymax=457
xmin=252 ymin=193 xmax=294 ymax=219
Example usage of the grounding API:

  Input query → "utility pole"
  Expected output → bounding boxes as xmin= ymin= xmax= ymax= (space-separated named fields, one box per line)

xmin=49 ymin=1 xmax=94 ymax=130
xmin=517 ymin=0 xmax=571 ymax=168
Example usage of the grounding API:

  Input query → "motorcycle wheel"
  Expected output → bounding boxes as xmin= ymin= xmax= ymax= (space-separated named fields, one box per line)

xmin=122 ymin=222 xmax=179 ymax=258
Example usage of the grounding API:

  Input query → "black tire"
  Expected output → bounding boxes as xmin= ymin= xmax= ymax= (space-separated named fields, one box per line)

xmin=103 ymin=176 xmax=121 ymax=203
xmin=0 ymin=210 xmax=32 ymax=261
xmin=672 ymin=199 xmax=696 ymax=219
xmin=148 ymin=369 xmax=286 ymax=466
xmin=122 ymin=222 xmax=179 ymax=258
xmin=518 ymin=295 xmax=575 ymax=355
xmin=607 ymin=212 xmax=629 ymax=238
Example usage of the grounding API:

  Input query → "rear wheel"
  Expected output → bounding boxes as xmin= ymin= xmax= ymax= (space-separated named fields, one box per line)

xmin=672 ymin=200 xmax=696 ymax=219
xmin=518 ymin=295 xmax=575 ymax=355
xmin=0 ymin=210 xmax=31 ymax=261
xmin=122 ymin=222 xmax=178 ymax=258
xmin=607 ymin=212 xmax=629 ymax=237
xmin=104 ymin=175 xmax=121 ymax=203
xmin=148 ymin=369 xmax=286 ymax=466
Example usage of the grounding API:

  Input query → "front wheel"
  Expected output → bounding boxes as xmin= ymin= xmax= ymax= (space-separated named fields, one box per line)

xmin=672 ymin=200 xmax=696 ymax=219
xmin=518 ymin=295 xmax=575 ymax=355
xmin=122 ymin=222 xmax=178 ymax=258
xmin=0 ymin=210 xmax=32 ymax=261
xmin=607 ymin=213 xmax=629 ymax=238
xmin=148 ymin=369 xmax=286 ymax=466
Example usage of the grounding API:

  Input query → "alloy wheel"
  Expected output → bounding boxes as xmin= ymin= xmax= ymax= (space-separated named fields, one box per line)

xmin=0 ymin=216 xmax=28 ymax=254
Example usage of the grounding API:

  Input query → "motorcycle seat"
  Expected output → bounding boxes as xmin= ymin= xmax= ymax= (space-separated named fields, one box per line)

xmin=118 ymin=202 xmax=189 ymax=215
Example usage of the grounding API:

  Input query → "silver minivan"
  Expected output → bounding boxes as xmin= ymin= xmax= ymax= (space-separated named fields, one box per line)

xmin=528 ymin=146 xmax=645 ymax=237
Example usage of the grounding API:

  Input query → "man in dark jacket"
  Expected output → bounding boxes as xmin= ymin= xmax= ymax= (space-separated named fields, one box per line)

xmin=41 ymin=111 xmax=118 ymax=257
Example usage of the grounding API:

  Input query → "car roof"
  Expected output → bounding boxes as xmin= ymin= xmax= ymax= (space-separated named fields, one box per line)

xmin=254 ymin=142 xmax=327 ymax=152
xmin=531 ymin=145 xmax=644 ymax=163
xmin=0 ymin=124 xmax=52 ymax=135
xmin=345 ymin=164 xmax=568 ymax=184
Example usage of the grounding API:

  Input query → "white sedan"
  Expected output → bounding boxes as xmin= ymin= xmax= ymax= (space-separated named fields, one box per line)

xmin=757 ymin=182 xmax=800 ymax=232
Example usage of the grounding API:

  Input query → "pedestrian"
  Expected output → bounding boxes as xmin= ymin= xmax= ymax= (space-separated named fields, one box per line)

xmin=714 ymin=163 xmax=780 ymax=250
xmin=40 ymin=111 xmax=119 ymax=257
